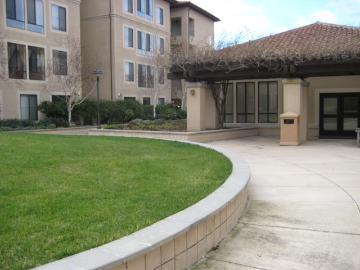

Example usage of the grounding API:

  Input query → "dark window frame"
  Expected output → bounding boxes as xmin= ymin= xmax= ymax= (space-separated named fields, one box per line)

xmin=171 ymin=17 xmax=182 ymax=37
xmin=20 ymin=94 xmax=38 ymax=121
xmin=27 ymin=0 xmax=44 ymax=33
xmin=188 ymin=18 xmax=195 ymax=37
xmin=158 ymin=37 xmax=165 ymax=54
xmin=52 ymin=49 xmax=68 ymax=75
xmin=124 ymin=0 xmax=133 ymax=13
xmin=258 ymin=81 xmax=279 ymax=123
xmin=158 ymin=97 xmax=165 ymax=105
xmin=125 ymin=27 xmax=134 ymax=48
xmin=6 ymin=0 xmax=25 ymax=22
xmin=52 ymin=4 xmax=67 ymax=32
xmin=124 ymin=61 xmax=135 ymax=82
xmin=157 ymin=7 xmax=164 ymax=25
xmin=28 ymin=45 xmax=45 ymax=80
xmin=236 ymin=82 xmax=255 ymax=123
xmin=7 ymin=42 xmax=27 ymax=79
xmin=143 ymin=97 xmax=151 ymax=105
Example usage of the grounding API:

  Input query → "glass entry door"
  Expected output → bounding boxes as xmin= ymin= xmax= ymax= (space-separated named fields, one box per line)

xmin=320 ymin=93 xmax=360 ymax=137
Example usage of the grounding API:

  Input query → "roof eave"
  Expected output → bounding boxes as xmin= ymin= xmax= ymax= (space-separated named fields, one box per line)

xmin=170 ymin=2 xmax=220 ymax=22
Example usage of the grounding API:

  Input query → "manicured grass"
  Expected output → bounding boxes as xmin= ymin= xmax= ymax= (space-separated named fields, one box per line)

xmin=0 ymin=133 xmax=232 ymax=270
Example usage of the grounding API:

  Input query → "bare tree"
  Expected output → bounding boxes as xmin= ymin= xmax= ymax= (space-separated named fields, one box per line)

xmin=146 ymin=42 xmax=171 ymax=118
xmin=170 ymin=35 xmax=243 ymax=128
xmin=171 ymin=31 xmax=360 ymax=128
xmin=46 ymin=37 xmax=96 ymax=125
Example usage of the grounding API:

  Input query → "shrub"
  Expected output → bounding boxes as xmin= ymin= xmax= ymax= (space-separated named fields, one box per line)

xmin=38 ymin=99 xmax=187 ymax=125
xmin=39 ymin=118 xmax=69 ymax=128
xmin=0 ymin=118 xmax=61 ymax=131
xmin=0 ymin=119 xmax=34 ymax=128
xmin=156 ymin=104 xmax=187 ymax=120
xmin=38 ymin=101 xmax=67 ymax=119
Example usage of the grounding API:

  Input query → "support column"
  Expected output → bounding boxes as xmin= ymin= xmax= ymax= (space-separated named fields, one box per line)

xmin=282 ymin=79 xmax=309 ymax=144
xmin=186 ymin=82 xmax=217 ymax=132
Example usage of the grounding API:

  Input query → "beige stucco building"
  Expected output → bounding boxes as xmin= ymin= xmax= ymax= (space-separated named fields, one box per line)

xmin=170 ymin=1 xmax=219 ymax=104
xmin=80 ymin=0 xmax=218 ymax=107
xmin=0 ymin=0 xmax=81 ymax=120
xmin=80 ymin=0 xmax=174 ymax=105
xmin=181 ymin=23 xmax=360 ymax=142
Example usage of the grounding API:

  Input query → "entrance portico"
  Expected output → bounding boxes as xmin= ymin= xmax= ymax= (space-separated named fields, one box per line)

xmin=185 ymin=75 xmax=360 ymax=144
xmin=173 ymin=23 xmax=360 ymax=145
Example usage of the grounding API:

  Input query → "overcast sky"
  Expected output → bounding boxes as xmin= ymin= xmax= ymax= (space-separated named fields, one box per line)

xmin=182 ymin=0 xmax=360 ymax=42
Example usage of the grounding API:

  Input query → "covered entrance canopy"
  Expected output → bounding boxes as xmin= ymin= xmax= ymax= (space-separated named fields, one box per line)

xmin=170 ymin=22 xmax=360 ymax=143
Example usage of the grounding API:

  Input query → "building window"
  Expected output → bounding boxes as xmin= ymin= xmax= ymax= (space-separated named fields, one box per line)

xmin=52 ymin=4 xmax=66 ymax=32
xmin=189 ymin=18 xmax=195 ymax=37
xmin=6 ymin=0 xmax=25 ymax=29
xmin=28 ymin=46 xmax=45 ymax=80
xmin=138 ymin=64 xmax=146 ymax=87
xmin=138 ymin=64 xmax=154 ymax=88
xmin=158 ymin=68 xmax=164 ymax=85
xmin=171 ymin=18 xmax=181 ymax=37
xmin=124 ymin=61 xmax=134 ymax=82
xmin=158 ymin=37 xmax=165 ymax=55
xmin=27 ymin=0 xmax=44 ymax=33
xmin=137 ymin=31 xmax=153 ymax=53
xmin=157 ymin=7 xmax=164 ymax=25
xmin=236 ymin=82 xmax=255 ymax=123
xmin=147 ymin=65 xmax=154 ymax=88
xmin=158 ymin=97 xmax=165 ymax=105
xmin=20 ymin=94 xmax=38 ymax=121
xmin=123 ymin=0 xmax=133 ymax=13
xmin=146 ymin=33 xmax=152 ymax=51
xmin=124 ymin=27 xmax=134 ymax=48
xmin=124 ymin=96 xmax=136 ymax=101
xmin=143 ymin=97 xmax=151 ymax=105
xmin=52 ymin=50 xmax=67 ymax=75
xmin=137 ymin=0 xmax=152 ymax=19
xmin=7 ymin=42 xmax=27 ymax=79
xmin=258 ymin=81 xmax=278 ymax=123
xmin=52 ymin=95 xmax=66 ymax=103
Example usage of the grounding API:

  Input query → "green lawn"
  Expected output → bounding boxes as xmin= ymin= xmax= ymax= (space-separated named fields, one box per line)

xmin=0 ymin=133 xmax=231 ymax=270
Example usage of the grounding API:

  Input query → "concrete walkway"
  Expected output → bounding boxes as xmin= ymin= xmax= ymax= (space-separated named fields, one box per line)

xmin=195 ymin=137 xmax=360 ymax=270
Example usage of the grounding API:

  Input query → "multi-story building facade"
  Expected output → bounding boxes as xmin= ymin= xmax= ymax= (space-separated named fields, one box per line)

xmin=80 ymin=0 xmax=218 ymax=106
xmin=170 ymin=1 xmax=219 ymax=105
xmin=0 ymin=0 xmax=216 ymax=120
xmin=0 ymin=0 xmax=81 ymax=120
xmin=80 ymin=0 xmax=174 ymax=106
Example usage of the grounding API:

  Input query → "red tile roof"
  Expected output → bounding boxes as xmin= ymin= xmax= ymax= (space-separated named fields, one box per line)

xmin=226 ymin=22 xmax=360 ymax=60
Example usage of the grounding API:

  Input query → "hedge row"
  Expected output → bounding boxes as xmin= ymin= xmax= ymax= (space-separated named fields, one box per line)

xmin=0 ymin=118 xmax=59 ymax=131
xmin=38 ymin=100 xmax=187 ymax=125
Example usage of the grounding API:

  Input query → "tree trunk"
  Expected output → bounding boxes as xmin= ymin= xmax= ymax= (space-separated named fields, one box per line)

xmin=67 ymin=104 xmax=72 ymax=126
xmin=153 ymin=91 xmax=158 ymax=119
xmin=209 ymin=81 xmax=229 ymax=129
xmin=181 ymin=80 xmax=186 ymax=110
xmin=153 ymin=105 xmax=156 ymax=119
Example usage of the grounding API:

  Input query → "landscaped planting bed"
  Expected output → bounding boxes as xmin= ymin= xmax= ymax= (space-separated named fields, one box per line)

xmin=0 ymin=133 xmax=231 ymax=270
xmin=105 ymin=119 xmax=187 ymax=131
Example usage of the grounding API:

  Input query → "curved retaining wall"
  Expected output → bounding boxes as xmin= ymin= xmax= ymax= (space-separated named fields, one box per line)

xmin=34 ymin=142 xmax=250 ymax=270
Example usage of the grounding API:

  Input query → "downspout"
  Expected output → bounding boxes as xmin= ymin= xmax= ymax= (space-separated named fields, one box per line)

xmin=186 ymin=7 xmax=190 ymax=56
xmin=109 ymin=0 xmax=114 ymax=100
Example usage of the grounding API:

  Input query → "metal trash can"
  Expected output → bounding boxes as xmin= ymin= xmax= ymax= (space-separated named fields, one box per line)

xmin=280 ymin=113 xmax=300 ymax=146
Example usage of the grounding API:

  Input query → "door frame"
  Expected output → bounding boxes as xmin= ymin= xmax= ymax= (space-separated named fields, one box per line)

xmin=319 ymin=92 xmax=360 ymax=138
